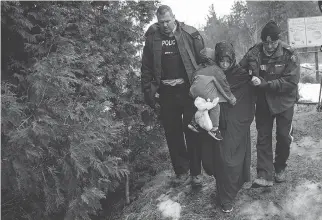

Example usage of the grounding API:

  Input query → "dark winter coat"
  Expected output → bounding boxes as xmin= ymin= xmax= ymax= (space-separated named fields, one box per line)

xmin=141 ymin=21 xmax=205 ymax=107
xmin=201 ymin=42 xmax=256 ymax=206
xmin=239 ymin=41 xmax=300 ymax=114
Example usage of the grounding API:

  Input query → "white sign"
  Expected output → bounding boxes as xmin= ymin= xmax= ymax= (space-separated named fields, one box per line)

xmin=288 ymin=18 xmax=306 ymax=47
xmin=288 ymin=16 xmax=322 ymax=48
xmin=305 ymin=16 xmax=322 ymax=47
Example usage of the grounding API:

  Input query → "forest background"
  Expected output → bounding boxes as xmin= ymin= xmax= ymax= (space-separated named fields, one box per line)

xmin=1 ymin=1 xmax=321 ymax=220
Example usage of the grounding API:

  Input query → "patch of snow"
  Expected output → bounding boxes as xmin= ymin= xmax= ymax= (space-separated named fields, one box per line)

xmin=157 ymin=194 xmax=181 ymax=220
xmin=239 ymin=200 xmax=280 ymax=220
xmin=298 ymin=83 xmax=321 ymax=103
xmin=291 ymin=137 xmax=322 ymax=160
xmin=301 ymin=63 xmax=322 ymax=70
xmin=238 ymin=180 xmax=322 ymax=220
xmin=283 ymin=180 xmax=322 ymax=220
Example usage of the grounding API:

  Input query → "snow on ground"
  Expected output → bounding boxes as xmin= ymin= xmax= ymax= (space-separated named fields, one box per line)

xmin=298 ymin=83 xmax=321 ymax=103
xmin=291 ymin=136 xmax=322 ymax=160
xmin=283 ymin=180 xmax=322 ymax=220
xmin=238 ymin=199 xmax=280 ymax=220
xmin=157 ymin=194 xmax=181 ymax=220
xmin=238 ymin=181 xmax=322 ymax=220
xmin=300 ymin=63 xmax=322 ymax=70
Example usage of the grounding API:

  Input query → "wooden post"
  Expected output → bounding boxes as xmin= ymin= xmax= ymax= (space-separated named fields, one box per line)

xmin=315 ymin=50 xmax=320 ymax=82
xmin=318 ymin=77 xmax=322 ymax=112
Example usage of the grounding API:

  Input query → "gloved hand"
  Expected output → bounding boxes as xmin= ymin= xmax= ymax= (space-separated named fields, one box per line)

xmin=144 ymin=90 xmax=160 ymax=109
xmin=258 ymin=77 xmax=269 ymax=88
xmin=145 ymin=94 xmax=156 ymax=109
xmin=149 ymin=93 xmax=161 ymax=118
xmin=153 ymin=103 xmax=161 ymax=119
xmin=251 ymin=76 xmax=261 ymax=86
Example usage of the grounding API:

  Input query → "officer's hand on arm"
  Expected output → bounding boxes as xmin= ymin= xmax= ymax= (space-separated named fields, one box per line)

xmin=257 ymin=77 xmax=269 ymax=88
xmin=251 ymin=76 xmax=269 ymax=89
xmin=251 ymin=76 xmax=261 ymax=86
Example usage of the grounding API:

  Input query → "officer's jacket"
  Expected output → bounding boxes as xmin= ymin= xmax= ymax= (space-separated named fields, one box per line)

xmin=141 ymin=21 xmax=205 ymax=106
xmin=239 ymin=41 xmax=300 ymax=114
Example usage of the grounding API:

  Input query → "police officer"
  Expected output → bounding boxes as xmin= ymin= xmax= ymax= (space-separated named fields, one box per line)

xmin=141 ymin=5 xmax=206 ymax=186
xmin=239 ymin=20 xmax=300 ymax=187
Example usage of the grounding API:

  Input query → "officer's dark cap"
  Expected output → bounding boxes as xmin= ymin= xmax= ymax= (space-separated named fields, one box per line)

xmin=261 ymin=20 xmax=281 ymax=41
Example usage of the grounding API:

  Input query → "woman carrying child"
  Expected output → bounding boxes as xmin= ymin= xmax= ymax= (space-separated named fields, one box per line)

xmin=188 ymin=58 xmax=237 ymax=140
xmin=201 ymin=41 xmax=256 ymax=213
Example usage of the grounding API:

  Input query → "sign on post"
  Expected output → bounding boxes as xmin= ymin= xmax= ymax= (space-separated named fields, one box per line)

xmin=288 ymin=16 xmax=322 ymax=97
xmin=288 ymin=18 xmax=306 ymax=47
xmin=288 ymin=16 xmax=322 ymax=48
xmin=305 ymin=16 xmax=322 ymax=47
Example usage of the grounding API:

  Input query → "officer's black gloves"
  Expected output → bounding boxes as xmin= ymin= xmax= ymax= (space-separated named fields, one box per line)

xmin=145 ymin=93 xmax=161 ymax=118
xmin=258 ymin=77 xmax=269 ymax=89
xmin=148 ymin=101 xmax=160 ymax=120
xmin=144 ymin=93 xmax=156 ymax=108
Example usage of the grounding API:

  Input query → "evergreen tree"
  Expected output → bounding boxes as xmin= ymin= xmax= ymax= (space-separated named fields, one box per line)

xmin=1 ymin=1 xmax=158 ymax=219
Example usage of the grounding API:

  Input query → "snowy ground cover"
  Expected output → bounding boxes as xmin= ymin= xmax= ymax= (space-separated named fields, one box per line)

xmin=300 ymin=63 xmax=322 ymax=70
xmin=157 ymin=194 xmax=181 ymax=220
xmin=298 ymin=82 xmax=321 ymax=103
xmin=238 ymin=180 xmax=322 ymax=220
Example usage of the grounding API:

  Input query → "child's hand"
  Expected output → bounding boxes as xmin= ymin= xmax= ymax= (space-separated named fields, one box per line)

xmin=205 ymin=97 xmax=219 ymax=110
xmin=212 ymin=97 xmax=219 ymax=106
xmin=230 ymin=96 xmax=237 ymax=106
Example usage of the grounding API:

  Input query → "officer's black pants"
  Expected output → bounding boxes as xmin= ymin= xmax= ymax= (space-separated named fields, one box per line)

xmin=255 ymin=98 xmax=294 ymax=181
xmin=159 ymin=83 xmax=202 ymax=176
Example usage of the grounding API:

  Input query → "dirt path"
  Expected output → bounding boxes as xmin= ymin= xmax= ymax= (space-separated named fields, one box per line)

xmin=115 ymin=105 xmax=322 ymax=220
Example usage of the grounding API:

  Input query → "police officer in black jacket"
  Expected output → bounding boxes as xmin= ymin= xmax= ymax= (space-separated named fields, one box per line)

xmin=141 ymin=5 xmax=206 ymax=186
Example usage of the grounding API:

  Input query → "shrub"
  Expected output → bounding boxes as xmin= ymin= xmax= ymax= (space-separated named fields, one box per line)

xmin=1 ymin=1 xmax=157 ymax=219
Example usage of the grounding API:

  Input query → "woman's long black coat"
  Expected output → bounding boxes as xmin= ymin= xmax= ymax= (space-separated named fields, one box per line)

xmin=201 ymin=64 xmax=256 ymax=205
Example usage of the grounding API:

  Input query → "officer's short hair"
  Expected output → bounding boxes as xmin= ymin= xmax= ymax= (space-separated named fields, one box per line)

xmin=156 ymin=5 xmax=174 ymax=16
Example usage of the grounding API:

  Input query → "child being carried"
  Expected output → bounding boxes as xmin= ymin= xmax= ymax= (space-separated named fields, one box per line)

xmin=188 ymin=59 xmax=236 ymax=140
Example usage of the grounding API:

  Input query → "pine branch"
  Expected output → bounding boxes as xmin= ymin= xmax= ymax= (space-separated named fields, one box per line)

xmin=17 ymin=115 xmax=33 ymax=130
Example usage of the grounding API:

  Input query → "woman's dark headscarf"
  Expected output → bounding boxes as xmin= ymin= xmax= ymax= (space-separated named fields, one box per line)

xmin=215 ymin=41 xmax=250 ymax=90
xmin=215 ymin=41 xmax=236 ymax=73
